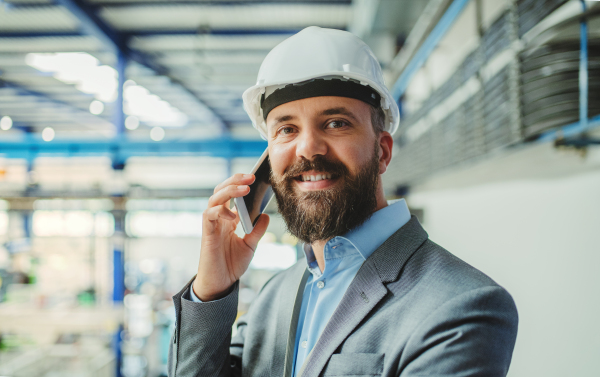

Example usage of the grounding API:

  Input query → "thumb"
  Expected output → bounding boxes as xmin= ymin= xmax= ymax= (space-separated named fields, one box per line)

xmin=243 ymin=214 xmax=270 ymax=251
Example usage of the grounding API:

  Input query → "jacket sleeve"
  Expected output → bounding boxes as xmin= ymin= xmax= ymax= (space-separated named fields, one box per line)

xmin=399 ymin=286 xmax=519 ymax=377
xmin=168 ymin=278 xmax=245 ymax=377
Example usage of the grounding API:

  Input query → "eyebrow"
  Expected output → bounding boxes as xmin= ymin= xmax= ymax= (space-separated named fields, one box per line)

xmin=268 ymin=115 xmax=297 ymax=131
xmin=273 ymin=115 xmax=296 ymax=124
xmin=319 ymin=107 xmax=359 ymax=122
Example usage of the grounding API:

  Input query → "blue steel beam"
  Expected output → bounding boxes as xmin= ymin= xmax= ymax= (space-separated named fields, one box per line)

xmin=0 ymin=137 xmax=268 ymax=164
xmin=54 ymin=0 xmax=121 ymax=52
xmin=391 ymin=0 xmax=471 ymax=100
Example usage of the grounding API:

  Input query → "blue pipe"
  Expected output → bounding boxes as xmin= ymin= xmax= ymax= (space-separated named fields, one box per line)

xmin=112 ymin=249 xmax=125 ymax=303
xmin=537 ymin=114 xmax=600 ymax=143
xmin=0 ymin=137 xmax=268 ymax=163
xmin=579 ymin=0 xmax=588 ymax=132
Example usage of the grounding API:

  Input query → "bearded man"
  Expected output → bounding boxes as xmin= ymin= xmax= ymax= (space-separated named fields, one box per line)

xmin=168 ymin=27 xmax=518 ymax=377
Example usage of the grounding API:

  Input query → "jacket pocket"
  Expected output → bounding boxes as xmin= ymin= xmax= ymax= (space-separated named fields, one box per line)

xmin=322 ymin=353 xmax=384 ymax=377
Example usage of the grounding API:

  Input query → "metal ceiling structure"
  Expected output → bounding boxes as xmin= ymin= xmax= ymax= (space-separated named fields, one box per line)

xmin=0 ymin=0 xmax=433 ymax=141
xmin=0 ymin=0 xmax=359 ymax=141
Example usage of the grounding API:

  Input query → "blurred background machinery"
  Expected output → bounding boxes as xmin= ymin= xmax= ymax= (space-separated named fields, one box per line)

xmin=1 ymin=1 xmax=599 ymax=377
xmin=391 ymin=0 xmax=600 ymax=185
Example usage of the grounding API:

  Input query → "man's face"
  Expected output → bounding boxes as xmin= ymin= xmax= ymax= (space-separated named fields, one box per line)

xmin=266 ymin=96 xmax=391 ymax=244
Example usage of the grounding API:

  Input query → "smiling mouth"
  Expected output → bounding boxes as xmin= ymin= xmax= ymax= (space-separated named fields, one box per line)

xmin=294 ymin=173 xmax=336 ymax=182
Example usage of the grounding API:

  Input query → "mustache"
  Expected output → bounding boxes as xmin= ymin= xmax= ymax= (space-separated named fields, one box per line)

xmin=279 ymin=155 xmax=349 ymax=181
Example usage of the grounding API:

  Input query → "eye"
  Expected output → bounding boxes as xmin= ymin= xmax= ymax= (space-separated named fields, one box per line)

xmin=325 ymin=120 xmax=349 ymax=129
xmin=278 ymin=126 xmax=296 ymax=135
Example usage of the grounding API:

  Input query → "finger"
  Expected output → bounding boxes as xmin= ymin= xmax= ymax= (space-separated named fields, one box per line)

xmin=213 ymin=173 xmax=255 ymax=194
xmin=204 ymin=204 xmax=236 ymax=222
xmin=208 ymin=184 xmax=250 ymax=208
xmin=243 ymin=214 xmax=270 ymax=251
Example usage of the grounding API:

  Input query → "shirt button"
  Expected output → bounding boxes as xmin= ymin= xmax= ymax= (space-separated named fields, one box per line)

xmin=317 ymin=280 xmax=325 ymax=289
xmin=301 ymin=341 xmax=307 ymax=348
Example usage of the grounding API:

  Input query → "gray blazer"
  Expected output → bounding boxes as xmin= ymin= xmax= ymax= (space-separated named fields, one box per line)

xmin=169 ymin=216 xmax=518 ymax=377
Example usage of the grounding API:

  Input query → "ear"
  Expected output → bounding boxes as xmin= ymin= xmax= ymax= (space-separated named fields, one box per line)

xmin=377 ymin=131 xmax=393 ymax=175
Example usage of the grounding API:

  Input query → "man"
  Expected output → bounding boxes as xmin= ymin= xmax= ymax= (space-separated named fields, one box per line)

xmin=169 ymin=27 xmax=518 ymax=377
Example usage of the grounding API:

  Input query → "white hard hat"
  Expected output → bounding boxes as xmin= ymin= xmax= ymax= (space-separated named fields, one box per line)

xmin=242 ymin=26 xmax=400 ymax=139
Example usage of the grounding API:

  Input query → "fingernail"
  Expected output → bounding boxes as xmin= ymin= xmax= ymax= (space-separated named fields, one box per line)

xmin=238 ymin=185 xmax=248 ymax=190
xmin=243 ymin=174 xmax=253 ymax=178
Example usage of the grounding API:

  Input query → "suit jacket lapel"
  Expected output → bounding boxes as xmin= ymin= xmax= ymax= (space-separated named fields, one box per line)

xmin=272 ymin=261 xmax=310 ymax=377
xmin=299 ymin=261 xmax=387 ymax=377
xmin=299 ymin=216 xmax=428 ymax=377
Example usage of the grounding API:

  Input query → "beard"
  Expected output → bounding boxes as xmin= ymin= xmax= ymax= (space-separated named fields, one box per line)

xmin=270 ymin=141 xmax=380 ymax=244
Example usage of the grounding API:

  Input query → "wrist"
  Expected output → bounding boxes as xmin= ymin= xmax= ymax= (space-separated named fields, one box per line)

xmin=192 ymin=279 xmax=234 ymax=302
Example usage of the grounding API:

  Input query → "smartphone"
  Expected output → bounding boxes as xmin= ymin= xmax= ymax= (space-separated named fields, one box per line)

xmin=234 ymin=148 xmax=274 ymax=234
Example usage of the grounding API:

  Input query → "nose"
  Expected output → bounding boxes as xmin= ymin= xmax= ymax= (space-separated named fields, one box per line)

xmin=295 ymin=127 xmax=328 ymax=160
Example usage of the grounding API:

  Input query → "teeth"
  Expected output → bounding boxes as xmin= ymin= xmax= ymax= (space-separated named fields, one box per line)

xmin=301 ymin=174 xmax=332 ymax=182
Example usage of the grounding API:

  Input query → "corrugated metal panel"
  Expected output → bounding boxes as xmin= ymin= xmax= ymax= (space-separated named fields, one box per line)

xmin=129 ymin=34 xmax=290 ymax=51
xmin=0 ymin=36 xmax=102 ymax=52
xmin=154 ymin=51 xmax=266 ymax=66
xmin=0 ymin=5 xmax=80 ymax=31
xmin=100 ymin=4 xmax=351 ymax=31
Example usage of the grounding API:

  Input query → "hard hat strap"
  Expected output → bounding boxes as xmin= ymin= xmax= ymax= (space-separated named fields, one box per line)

xmin=260 ymin=78 xmax=381 ymax=120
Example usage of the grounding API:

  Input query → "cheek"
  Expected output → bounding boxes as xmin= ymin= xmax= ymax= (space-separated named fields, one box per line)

xmin=341 ymin=145 xmax=369 ymax=167
xmin=268 ymin=145 xmax=293 ymax=176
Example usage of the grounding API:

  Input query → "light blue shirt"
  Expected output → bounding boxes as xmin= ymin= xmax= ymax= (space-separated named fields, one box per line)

xmin=190 ymin=200 xmax=411 ymax=376
xmin=291 ymin=199 xmax=411 ymax=376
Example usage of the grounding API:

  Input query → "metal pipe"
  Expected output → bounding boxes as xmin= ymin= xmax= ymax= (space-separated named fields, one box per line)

xmin=113 ymin=53 xmax=126 ymax=135
xmin=579 ymin=0 xmax=588 ymax=132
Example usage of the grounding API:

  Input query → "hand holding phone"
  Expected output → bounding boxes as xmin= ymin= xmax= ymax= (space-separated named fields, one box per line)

xmin=193 ymin=171 xmax=270 ymax=302
xmin=234 ymin=148 xmax=275 ymax=234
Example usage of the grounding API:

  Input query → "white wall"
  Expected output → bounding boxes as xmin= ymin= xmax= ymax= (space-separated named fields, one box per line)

xmin=408 ymin=170 xmax=600 ymax=377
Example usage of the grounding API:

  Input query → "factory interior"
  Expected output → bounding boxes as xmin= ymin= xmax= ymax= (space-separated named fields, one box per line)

xmin=0 ymin=0 xmax=599 ymax=376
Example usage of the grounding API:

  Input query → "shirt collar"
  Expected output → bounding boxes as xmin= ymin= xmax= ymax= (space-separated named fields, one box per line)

xmin=303 ymin=199 xmax=411 ymax=265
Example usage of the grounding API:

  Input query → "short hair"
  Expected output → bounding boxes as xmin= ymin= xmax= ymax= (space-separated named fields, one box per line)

xmin=370 ymin=105 xmax=385 ymax=135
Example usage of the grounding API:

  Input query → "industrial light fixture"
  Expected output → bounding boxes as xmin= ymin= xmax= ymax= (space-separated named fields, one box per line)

xmin=125 ymin=116 xmax=140 ymax=130
xmin=150 ymin=126 xmax=165 ymax=141
xmin=42 ymin=127 xmax=55 ymax=142
xmin=26 ymin=52 xmax=118 ymax=102
xmin=26 ymin=53 xmax=188 ymax=128
xmin=25 ymin=52 xmax=188 ymax=127
xmin=124 ymin=80 xmax=188 ymax=127
xmin=89 ymin=100 xmax=104 ymax=115
xmin=0 ymin=116 xmax=12 ymax=130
